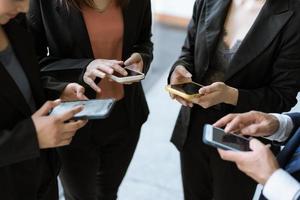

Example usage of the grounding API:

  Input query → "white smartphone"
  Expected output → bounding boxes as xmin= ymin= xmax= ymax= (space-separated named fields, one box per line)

xmin=203 ymin=124 xmax=251 ymax=151
xmin=108 ymin=67 xmax=145 ymax=83
xmin=49 ymin=99 xmax=115 ymax=120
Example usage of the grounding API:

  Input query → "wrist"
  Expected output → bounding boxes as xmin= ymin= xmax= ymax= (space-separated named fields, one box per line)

xmin=261 ymin=168 xmax=279 ymax=185
xmin=225 ymin=87 xmax=238 ymax=105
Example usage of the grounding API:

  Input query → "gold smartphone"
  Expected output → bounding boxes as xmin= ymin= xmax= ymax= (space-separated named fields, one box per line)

xmin=165 ymin=81 xmax=204 ymax=101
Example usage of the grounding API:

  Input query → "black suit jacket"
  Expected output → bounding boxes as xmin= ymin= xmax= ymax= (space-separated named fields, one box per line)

xmin=27 ymin=0 xmax=153 ymax=131
xmin=169 ymin=0 xmax=300 ymax=150
xmin=0 ymin=16 xmax=64 ymax=200
xmin=259 ymin=113 xmax=300 ymax=200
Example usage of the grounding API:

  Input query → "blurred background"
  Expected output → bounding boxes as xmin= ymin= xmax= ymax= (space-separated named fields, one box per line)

xmin=59 ymin=0 xmax=300 ymax=199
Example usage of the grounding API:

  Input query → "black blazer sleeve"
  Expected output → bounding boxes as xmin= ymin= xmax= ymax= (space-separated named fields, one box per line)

xmin=27 ymin=0 xmax=93 ymax=83
xmin=233 ymin=28 xmax=300 ymax=113
xmin=0 ymin=118 xmax=40 ymax=167
xmin=27 ymin=0 xmax=153 ymax=81
xmin=168 ymin=0 xmax=203 ymax=81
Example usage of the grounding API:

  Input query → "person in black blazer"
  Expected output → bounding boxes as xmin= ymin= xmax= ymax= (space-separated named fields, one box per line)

xmin=0 ymin=1 xmax=87 ymax=199
xmin=27 ymin=0 xmax=153 ymax=199
xmin=215 ymin=111 xmax=300 ymax=200
xmin=168 ymin=0 xmax=300 ymax=199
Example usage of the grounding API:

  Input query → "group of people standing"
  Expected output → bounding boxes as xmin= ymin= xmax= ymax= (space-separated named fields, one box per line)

xmin=1 ymin=0 xmax=300 ymax=200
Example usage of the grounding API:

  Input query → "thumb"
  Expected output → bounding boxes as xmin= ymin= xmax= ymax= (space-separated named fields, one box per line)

xmin=249 ymin=139 xmax=265 ymax=151
xmin=124 ymin=53 xmax=141 ymax=66
xmin=176 ymin=66 xmax=192 ymax=78
xmin=34 ymin=99 xmax=61 ymax=117
xmin=76 ymin=85 xmax=88 ymax=100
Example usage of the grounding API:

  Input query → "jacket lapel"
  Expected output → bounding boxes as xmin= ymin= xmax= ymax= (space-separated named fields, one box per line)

xmin=56 ymin=5 xmax=94 ymax=58
xmin=7 ymin=18 xmax=45 ymax=107
xmin=225 ymin=0 xmax=293 ymax=81
xmin=204 ymin=0 xmax=231 ymax=62
xmin=0 ymin=16 xmax=45 ymax=115
xmin=0 ymin=63 xmax=31 ymax=116
xmin=122 ymin=0 xmax=136 ymax=60
xmin=56 ymin=1 xmax=133 ymax=60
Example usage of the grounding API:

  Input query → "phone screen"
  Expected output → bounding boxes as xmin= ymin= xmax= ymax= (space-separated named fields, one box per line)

xmin=112 ymin=68 xmax=142 ymax=77
xmin=212 ymin=127 xmax=251 ymax=151
xmin=49 ymin=99 xmax=115 ymax=120
xmin=171 ymin=83 xmax=202 ymax=95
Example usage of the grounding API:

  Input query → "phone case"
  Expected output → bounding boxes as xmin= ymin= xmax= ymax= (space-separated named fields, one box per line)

xmin=202 ymin=124 xmax=249 ymax=152
xmin=165 ymin=84 xmax=201 ymax=101
xmin=108 ymin=67 xmax=145 ymax=83
xmin=202 ymin=134 xmax=237 ymax=151
xmin=72 ymin=100 xmax=116 ymax=120
xmin=49 ymin=99 xmax=116 ymax=120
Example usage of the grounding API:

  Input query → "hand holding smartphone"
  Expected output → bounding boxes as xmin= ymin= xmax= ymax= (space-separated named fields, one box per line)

xmin=49 ymin=99 xmax=115 ymax=120
xmin=203 ymin=124 xmax=251 ymax=151
xmin=165 ymin=81 xmax=204 ymax=101
xmin=107 ymin=66 xmax=144 ymax=84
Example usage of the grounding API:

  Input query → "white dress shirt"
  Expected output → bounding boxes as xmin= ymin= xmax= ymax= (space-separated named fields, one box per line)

xmin=262 ymin=114 xmax=300 ymax=200
xmin=266 ymin=114 xmax=294 ymax=142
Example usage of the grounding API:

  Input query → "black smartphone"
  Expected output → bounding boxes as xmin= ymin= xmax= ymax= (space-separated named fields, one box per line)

xmin=112 ymin=68 xmax=142 ymax=77
xmin=170 ymin=82 xmax=203 ymax=95
xmin=49 ymin=99 xmax=115 ymax=120
xmin=203 ymin=124 xmax=251 ymax=151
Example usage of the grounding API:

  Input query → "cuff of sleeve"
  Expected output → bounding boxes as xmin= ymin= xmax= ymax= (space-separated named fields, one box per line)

xmin=263 ymin=169 xmax=300 ymax=200
xmin=265 ymin=114 xmax=293 ymax=142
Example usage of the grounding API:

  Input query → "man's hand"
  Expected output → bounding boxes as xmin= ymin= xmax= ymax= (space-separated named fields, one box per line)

xmin=218 ymin=139 xmax=279 ymax=185
xmin=60 ymin=83 xmax=88 ymax=101
xmin=32 ymin=100 xmax=87 ymax=149
xmin=169 ymin=65 xmax=193 ymax=107
xmin=214 ymin=111 xmax=279 ymax=137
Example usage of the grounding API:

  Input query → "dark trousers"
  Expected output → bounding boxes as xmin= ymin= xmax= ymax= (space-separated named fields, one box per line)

xmin=58 ymin=100 xmax=141 ymax=200
xmin=180 ymin=109 xmax=257 ymax=200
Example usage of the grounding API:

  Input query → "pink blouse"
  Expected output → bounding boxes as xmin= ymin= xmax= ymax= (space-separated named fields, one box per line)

xmin=82 ymin=0 xmax=124 ymax=100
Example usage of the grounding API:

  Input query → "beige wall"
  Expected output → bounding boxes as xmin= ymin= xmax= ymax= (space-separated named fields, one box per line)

xmin=152 ymin=0 xmax=194 ymax=18
xmin=151 ymin=0 xmax=194 ymax=27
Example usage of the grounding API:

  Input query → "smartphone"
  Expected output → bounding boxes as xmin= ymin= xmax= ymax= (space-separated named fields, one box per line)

xmin=108 ymin=67 xmax=145 ymax=83
xmin=49 ymin=99 xmax=115 ymax=120
xmin=165 ymin=82 xmax=203 ymax=101
xmin=203 ymin=124 xmax=251 ymax=151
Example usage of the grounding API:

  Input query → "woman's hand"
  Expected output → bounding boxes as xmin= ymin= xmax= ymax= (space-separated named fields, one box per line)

xmin=122 ymin=53 xmax=144 ymax=85
xmin=169 ymin=65 xmax=193 ymax=107
xmin=83 ymin=59 xmax=127 ymax=92
xmin=194 ymin=82 xmax=238 ymax=108
xmin=32 ymin=100 xmax=88 ymax=149
xmin=124 ymin=53 xmax=144 ymax=72
xmin=60 ymin=83 xmax=88 ymax=101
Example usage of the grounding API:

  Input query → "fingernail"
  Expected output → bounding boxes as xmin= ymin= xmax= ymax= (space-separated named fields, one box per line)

xmin=55 ymin=99 xmax=62 ymax=104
